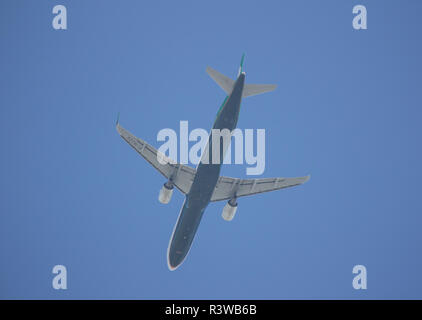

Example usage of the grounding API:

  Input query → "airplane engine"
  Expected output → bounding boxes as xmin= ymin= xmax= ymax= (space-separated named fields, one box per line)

xmin=222 ymin=199 xmax=238 ymax=221
xmin=159 ymin=182 xmax=174 ymax=204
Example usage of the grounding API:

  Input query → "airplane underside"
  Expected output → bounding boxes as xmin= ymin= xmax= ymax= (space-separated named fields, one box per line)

xmin=117 ymin=56 xmax=309 ymax=270
xmin=167 ymin=73 xmax=245 ymax=270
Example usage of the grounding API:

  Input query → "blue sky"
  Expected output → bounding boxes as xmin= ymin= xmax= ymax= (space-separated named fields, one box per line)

xmin=1 ymin=0 xmax=421 ymax=299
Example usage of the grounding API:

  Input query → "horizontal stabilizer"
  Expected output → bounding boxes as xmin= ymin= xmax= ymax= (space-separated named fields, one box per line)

xmin=206 ymin=66 xmax=235 ymax=95
xmin=242 ymin=84 xmax=277 ymax=98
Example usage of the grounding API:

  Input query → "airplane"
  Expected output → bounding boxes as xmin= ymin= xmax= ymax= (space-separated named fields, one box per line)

xmin=116 ymin=55 xmax=310 ymax=271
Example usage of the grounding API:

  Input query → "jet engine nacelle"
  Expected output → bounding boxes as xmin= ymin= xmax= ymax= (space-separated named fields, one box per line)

xmin=159 ymin=182 xmax=174 ymax=204
xmin=222 ymin=199 xmax=238 ymax=221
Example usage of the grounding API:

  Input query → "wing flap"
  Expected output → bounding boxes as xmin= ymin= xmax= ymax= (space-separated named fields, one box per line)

xmin=210 ymin=175 xmax=309 ymax=202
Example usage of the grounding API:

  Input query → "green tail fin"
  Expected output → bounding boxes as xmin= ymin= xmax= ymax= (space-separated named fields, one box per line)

xmin=238 ymin=53 xmax=245 ymax=76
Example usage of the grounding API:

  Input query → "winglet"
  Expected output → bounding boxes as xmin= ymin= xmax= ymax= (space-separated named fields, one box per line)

xmin=116 ymin=112 xmax=120 ymax=125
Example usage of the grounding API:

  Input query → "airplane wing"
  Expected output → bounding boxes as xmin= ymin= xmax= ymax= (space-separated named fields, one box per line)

xmin=117 ymin=124 xmax=195 ymax=194
xmin=210 ymin=175 xmax=310 ymax=202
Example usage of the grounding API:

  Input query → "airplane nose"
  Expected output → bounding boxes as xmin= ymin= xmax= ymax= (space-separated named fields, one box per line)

xmin=168 ymin=249 xmax=185 ymax=271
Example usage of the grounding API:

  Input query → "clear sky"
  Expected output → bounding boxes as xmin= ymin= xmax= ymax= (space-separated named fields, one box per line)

xmin=1 ymin=0 xmax=421 ymax=299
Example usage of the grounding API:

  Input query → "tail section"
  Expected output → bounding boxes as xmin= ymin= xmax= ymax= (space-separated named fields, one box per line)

xmin=242 ymin=83 xmax=277 ymax=97
xmin=238 ymin=53 xmax=245 ymax=76
xmin=206 ymin=66 xmax=235 ymax=95
xmin=207 ymin=54 xmax=277 ymax=97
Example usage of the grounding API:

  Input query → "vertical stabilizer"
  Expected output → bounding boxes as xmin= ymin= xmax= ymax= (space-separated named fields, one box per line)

xmin=238 ymin=53 xmax=245 ymax=76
